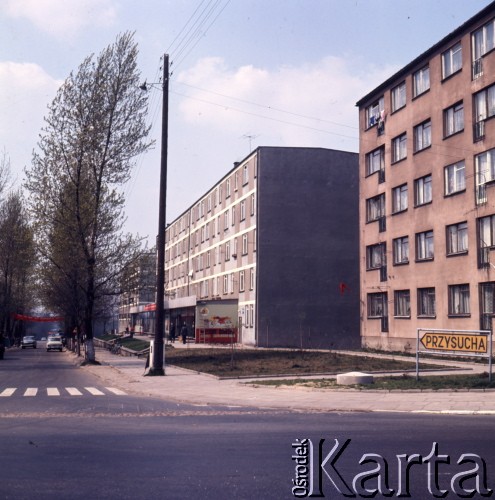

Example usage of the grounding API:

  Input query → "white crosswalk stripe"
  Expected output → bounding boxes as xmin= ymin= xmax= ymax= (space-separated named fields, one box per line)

xmin=0 ymin=388 xmax=16 ymax=397
xmin=0 ymin=387 xmax=127 ymax=397
xmin=66 ymin=387 xmax=83 ymax=396
xmin=84 ymin=387 xmax=105 ymax=396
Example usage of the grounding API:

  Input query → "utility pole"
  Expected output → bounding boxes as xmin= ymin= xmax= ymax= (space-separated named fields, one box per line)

xmin=148 ymin=53 xmax=169 ymax=376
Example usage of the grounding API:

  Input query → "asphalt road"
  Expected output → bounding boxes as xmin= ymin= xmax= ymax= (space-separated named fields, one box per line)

xmin=1 ymin=345 xmax=494 ymax=499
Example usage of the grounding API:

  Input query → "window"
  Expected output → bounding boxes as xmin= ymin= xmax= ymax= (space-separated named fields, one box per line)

xmin=472 ymin=18 xmax=495 ymax=61
xmin=367 ymin=292 xmax=387 ymax=318
xmin=444 ymin=102 xmax=464 ymax=137
xmin=243 ymin=164 xmax=249 ymax=185
xmin=475 ymin=148 xmax=495 ymax=185
xmin=445 ymin=161 xmax=466 ymax=195
xmin=366 ymin=194 xmax=385 ymax=222
xmin=226 ymin=179 xmax=231 ymax=198
xmin=239 ymin=270 xmax=245 ymax=292
xmin=480 ymin=282 xmax=495 ymax=329
xmin=416 ymin=231 xmax=434 ymax=261
xmin=366 ymin=146 xmax=385 ymax=176
xmin=413 ymin=66 xmax=430 ymax=97
xmin=392 ymin=133 xmax=407 ymax=163
xmin=240 ymin=200 xmax=246 ymax=221
xmin=391 ymin=82 xmax=406 ymax=112
xmin=231 ymin=206 xmax=236 ymax=226
xmin=448 ymin=284 xmax=470 ymax=316
xmin=414 ymin=120 xmax=431 ymax=152
xmin=474 ymin=84 xmax=495 ymax=122
xmin=442 ymin=42 xmax=462 ymax=78
xmin=250 ymin=268 xmax=255 ymax=290
xmin=242 ymin=234 xmax=248 ymax=255
xmin=225 ymin=241 xmax=230 ymax=261
xmin=392 ymin=184 xmax=408 ymax=213
xmin=366 ymin=243 xmax=385 ymax=270
xmin=446 ymin=222 xmax=468 ymax=255
xmin=394 ymin=290 xmax=410 ymax=317
xmin=418 ymin=288 xmax=436 ymax=317
xmin=366 ymin=96 xmax=384 ymax=128
xmin=250 ymin=193 xmax=255 ymax=216
xmin=414 ymin=175 xmax=432 ymax=206
xmin=393 ymin=236 xmax=409 ymax=265
xmin=224 ymin=212 xmax=229 ymax=230
xmin=223 ymin=275 xmax=228 ymax=295
xmin=478 ymin=214 xmax=495 ymax=248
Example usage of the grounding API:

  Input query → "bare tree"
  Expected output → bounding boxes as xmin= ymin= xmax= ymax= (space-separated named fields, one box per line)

xmin=25 ymin=32 xmax=154 ymax=362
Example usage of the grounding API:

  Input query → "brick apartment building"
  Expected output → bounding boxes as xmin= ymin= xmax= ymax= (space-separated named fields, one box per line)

xmin=164 ymin=146 xmax=360 ymax=349
xmin=357 ymin=2 xmax=495 ymax=350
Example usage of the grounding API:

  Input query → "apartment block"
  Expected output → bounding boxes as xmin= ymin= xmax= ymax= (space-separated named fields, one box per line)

xmin=357 ymin=2 xmax=495 ymax=350
xmin=164 ymin=146 xmax=360 ymax=349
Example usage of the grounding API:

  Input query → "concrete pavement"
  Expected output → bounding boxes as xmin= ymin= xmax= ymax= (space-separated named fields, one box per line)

xmin=74 ymin=343 xmax=495 ymax=415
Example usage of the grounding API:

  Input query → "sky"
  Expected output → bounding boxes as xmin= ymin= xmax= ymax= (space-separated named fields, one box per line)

xmin=0 ymin=0 xmax=493 ymax=244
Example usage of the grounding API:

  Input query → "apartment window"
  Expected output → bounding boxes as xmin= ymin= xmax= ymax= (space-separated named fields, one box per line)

xmin=225 ymin=241 xmax=230 ymax=261
xmin=394 ymin=290 xmax=410 ymax=318
xmin=218 ymin=186 xmax=223 ymax=204
xmin=366 ymin=194 xmax=385 ymax=222
xmin=242 ymin=234 xmax=248 ymax=255
xmin=480 ymin=282 xmax=495 ymax=329
xmin=224 ymin=211 xmax=229 ymax=230
xmin=445 ymin=161 xmax=466 ymax=195
xmin=391 ymin=81 xmax=406 ymax=112
xmin=366 ymin=146 xmax=385 ymax=176
xmin=366 ymin=243 xmax=385 ymax=270
xmin=478 ymin=214 xmax=495 ymax=249
xmin=234 ymin=172 xmax=239 ymax=191
xmin=392 ymin=184 xmax=408 ymax=213
xmin=413 ymin=66 xmax=430 ymax=97
xmin=474 ymin=84 xmax=495 ymax=122
xmin=240 ymin=200 xmax=246 ymax=221
xmin=243 ymin=164 xmax=249 ymax=185
xmin=223 ymin=275 xmax=228 ymax=295
xmin=239 ymin=270 xmax=245 ymax=292
xmin=414 ymin=175 xmax=432 ymax=206
xmin=250 ymin=268 xmax=255 ymax=290
xmin=448 ymin=284 xmax=470 ymax=316
xmin=414 ymin=120 xmax=431 ymax=152
xmin=226 ymin=179 xmax=231 ymax=198
xmin=365 ymin=96 xmax=384 ymax=129
xmin=442 ymin=42 xmax=462 ymax=79
xmin=250 ymin=193 xmax=255 ymax=216
xmin=231 ymin=206 xmax=236 ymax=226
xmin=446 ymin=222 xmax=468 ymax=256
xmin=475 ymin=148 xmax=495 ymax=184
xmin=416 ymin=231 xmax=434 ymax=261
xmin=393 ymin=236 xmax=409 ymax=265
xmin=418 ymin=288 xmax=436 ymax=317
xmin=392 ymin=133 xmax=407 ymax=163
xmin=206 ymin=250 xmax=211 ymax=268
xmin=472 ymin=18 xmax=495 ymax=61
xmin=444 ymin=102 xmax=464 ymax=137
xmin=367 ymin=292 xmax=387 ymax=318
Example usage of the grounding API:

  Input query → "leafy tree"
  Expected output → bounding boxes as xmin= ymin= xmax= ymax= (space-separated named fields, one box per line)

xmin=25 ymin=32 xmax=154 ymax=362
xmin=0 ymin=191 xmax=36 ymax=341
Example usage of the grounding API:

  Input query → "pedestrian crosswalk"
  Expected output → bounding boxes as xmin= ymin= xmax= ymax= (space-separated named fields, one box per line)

xmin=0 ymin=387 xmax=127 ymax=397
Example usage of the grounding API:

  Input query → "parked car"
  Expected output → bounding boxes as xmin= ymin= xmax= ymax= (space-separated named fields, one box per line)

xmin=46 ymin=336 xmax=63 ymax=352
xmin=21 ymin=336 xmax=37 ymax=349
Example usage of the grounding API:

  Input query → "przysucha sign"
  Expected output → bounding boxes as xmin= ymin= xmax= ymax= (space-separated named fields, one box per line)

xmin=416 ymin=328 xmax=493 ymax=381
xmin=420 ymin=331 xmax=488 ymax=354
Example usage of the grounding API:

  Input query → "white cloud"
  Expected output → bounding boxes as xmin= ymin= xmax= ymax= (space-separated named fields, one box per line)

xmin=0 ymin=61 xmax=61 ymax=179
xmin=175 ymin=56 xmax=398 ymax=152
xmin=1 ymin=0 xmax=117 ymax=39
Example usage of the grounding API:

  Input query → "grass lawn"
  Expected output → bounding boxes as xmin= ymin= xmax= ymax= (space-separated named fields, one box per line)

xmin=252 ymin=373 xmax=495 ymax=391
xmin=164 ymin=347 xmax=431 ymax=378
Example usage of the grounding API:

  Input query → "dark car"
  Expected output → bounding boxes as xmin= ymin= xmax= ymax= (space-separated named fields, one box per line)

xmin=21 ymin=336 xmax=37 ymax=349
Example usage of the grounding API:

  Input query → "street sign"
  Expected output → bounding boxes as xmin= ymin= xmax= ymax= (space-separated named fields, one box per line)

xmin=420 ymin=331 xmax=488 ymax=354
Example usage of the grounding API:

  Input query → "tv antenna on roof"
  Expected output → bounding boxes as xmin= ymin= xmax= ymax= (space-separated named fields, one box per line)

xmin=241 ymin=134 xmax=259 ymax=152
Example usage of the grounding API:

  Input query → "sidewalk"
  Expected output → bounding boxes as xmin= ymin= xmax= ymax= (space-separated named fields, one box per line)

xmin=75 ymin=344 xmax=495 ymax=415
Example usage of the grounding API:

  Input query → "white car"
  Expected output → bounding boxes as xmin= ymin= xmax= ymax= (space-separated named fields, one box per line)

xmin=46 ymin=335 xmax=63 ymax=352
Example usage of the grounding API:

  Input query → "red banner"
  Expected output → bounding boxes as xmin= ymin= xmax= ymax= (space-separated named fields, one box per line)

xmin=12 ymin=314 xmax=64 ymax=323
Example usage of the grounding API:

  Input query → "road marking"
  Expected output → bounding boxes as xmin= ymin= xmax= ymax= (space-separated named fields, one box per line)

xmin=0 ymin=388 xmax=16 ymax=397
xmin=66 ymin=387 xmax=83 ymax=396
xmin=24 ymin=388 xmax=38 ymax=397
xmin=47 ymin=388 xmax=60 ymax=396
xmin=105 ymin=387 xmax=127 ymax=395
xmin=85 ymin=387 xmax=105 ymax=396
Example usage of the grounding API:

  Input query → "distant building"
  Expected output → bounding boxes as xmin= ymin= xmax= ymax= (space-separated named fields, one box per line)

xmin=164 ymin=146 xmax=360 ymax=349
xmin=118 ymin=252 xmax=155 ymax=334
xmin=357 ymin=2 xmax=495 ymax=350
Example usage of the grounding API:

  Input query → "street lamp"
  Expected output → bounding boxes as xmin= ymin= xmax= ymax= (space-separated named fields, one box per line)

xmin=143 ymin=53 xmax=169 ymax=376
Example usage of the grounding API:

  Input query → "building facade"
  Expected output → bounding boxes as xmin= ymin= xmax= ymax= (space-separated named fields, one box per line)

xmin=164 ymin=146 xmax=360 ymax=349
xmin=357 ymin=2 xmax=495 ymax=351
